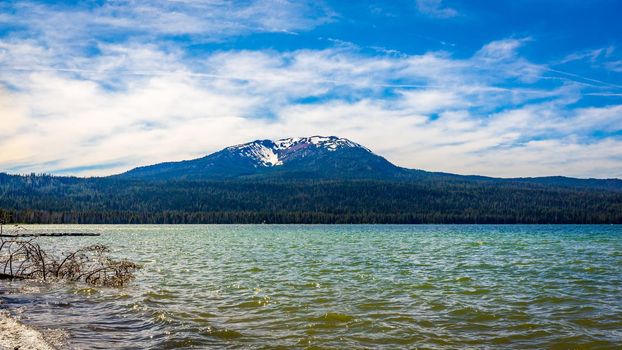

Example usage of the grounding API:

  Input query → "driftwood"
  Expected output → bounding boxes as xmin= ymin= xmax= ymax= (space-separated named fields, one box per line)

xmin=0 ymin=223 xmax=100 ymax=237
xmin=0 ymin=235 xmax=139 ymax=287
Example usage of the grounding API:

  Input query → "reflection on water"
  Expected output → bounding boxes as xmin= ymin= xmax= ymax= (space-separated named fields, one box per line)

xmin=1 ymin=225 xmax=622 ymax=349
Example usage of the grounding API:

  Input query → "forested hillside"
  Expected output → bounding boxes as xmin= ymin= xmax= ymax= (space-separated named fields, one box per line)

xmin=1 ymin=173 xmax=620 ymax=224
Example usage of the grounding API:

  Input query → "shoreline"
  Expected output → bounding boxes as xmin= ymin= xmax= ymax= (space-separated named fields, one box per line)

xmin=0 ymin=310 xmax=57 ymax=350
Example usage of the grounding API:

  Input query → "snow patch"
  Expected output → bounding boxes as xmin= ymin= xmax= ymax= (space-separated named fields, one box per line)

xmin=255 ymin=144 xmax=282 ymax=166
xmin=231 ymin=142 xmax=283 ymax=167
xmin=274 ymin=137 xmax=301 ymax=150
xmin=274 ymin=136 xmax=370 ymax=152
xmin=229 ymin=136 xmax=371 ymax=167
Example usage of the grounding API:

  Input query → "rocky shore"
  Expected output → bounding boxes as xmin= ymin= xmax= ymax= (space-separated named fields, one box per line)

xmin=0 ymin=311 xmax=56 ymax=350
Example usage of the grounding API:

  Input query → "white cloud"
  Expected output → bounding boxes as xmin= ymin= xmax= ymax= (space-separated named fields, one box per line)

xmin=560 ymin=46 xmax=615 ymax=64
xmin=398 ymin=89 xmax=465 ymax=113
xmin=415 ymin=0 xmax=458 ymax=18
xmin=1 ymin=0 xmax=334 ymax=47
xmin=606 ymin=60 xmax=622 ymax=72
xmin=0 ymin=33 xmax=621 ymax=178
xmin=475 ymin=39 xmax=525 ymax=61
xmin=570 ymin=105 xmax=622 ymax=132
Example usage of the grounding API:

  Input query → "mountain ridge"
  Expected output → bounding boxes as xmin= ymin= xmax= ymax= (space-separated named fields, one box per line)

xmin=115 ymin=136 xmax=622 ymax=191
xmin=1 ymin=133 xmax=621 ymax=224
xmin=117 ymin=135 xmax=411 ymax=180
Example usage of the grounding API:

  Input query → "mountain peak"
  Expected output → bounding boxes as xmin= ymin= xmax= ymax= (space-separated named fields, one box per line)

xmin=226 ymin=136 xmax=370 ymax=168
xmin=274 ymin=136 xmax=369 ymax=152
xmin=118 ymin=135 xmax=399 ymax=180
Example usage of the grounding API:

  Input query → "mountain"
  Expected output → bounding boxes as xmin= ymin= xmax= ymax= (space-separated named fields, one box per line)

xmin=116 ymin=136 xmax=622 ymax=191
xmin=118 ymin=136 xmax=411 ymax=180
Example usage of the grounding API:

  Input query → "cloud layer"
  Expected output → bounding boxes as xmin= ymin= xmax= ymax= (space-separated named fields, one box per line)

xmin=0 ymin=1 xmax=621 ymax=178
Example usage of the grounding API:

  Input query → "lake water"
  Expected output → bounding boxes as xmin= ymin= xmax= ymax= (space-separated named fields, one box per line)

xmin=1 ymin=225 xmax=621 ymax=349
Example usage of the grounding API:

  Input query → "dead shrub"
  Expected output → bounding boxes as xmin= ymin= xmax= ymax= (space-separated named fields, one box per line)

xmin=0 ymin=236 xmax=139 ymax=287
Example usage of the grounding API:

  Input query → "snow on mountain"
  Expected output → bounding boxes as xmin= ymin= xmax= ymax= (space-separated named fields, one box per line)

xmin=229 ymin=141 xmax=283 ymax=167
xmin=276 ymin=136 xmax=370 ymax=151
xmin=273 ymin=137 xmax=302 ymax=150
xmin=227 ymin=136 xmax=370 ymax=167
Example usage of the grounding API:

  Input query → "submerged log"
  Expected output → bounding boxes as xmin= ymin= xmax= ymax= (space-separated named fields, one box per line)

xmin=0 ymin=273 xmax=24 ymax=280
xmin=0 ymin=233 xmax=100 ymax=238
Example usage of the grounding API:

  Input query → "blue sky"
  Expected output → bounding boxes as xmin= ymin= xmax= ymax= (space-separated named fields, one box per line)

xmin=0 ymin=0 xmax=621 ymax=178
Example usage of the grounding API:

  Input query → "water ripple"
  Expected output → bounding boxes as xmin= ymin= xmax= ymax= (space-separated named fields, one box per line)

xmin=1 ymin=224 xmax=621 ymax=349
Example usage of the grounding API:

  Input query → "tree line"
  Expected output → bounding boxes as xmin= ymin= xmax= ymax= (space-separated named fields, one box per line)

xmin=0 ymin=173 xmax=620 ymax=224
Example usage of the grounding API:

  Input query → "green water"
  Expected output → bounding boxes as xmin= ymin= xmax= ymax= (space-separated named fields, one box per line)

xmin=2 ymin=225 xmax=622 ymax=349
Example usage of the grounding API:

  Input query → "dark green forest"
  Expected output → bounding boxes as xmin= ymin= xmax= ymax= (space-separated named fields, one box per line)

xmin=1 ymin=173 xmax=621 ymax=224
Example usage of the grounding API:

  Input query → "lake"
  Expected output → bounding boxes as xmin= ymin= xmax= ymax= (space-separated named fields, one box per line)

xmin=1 ymin=225 xmax=621 ymax=349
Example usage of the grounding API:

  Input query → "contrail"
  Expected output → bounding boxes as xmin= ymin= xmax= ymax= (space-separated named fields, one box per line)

xmin=546 ymin=68 xmax=622 ymax=90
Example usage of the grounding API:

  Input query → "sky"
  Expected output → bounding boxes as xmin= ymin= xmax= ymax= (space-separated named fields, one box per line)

xmin=0 ymin=0 xmax=621 ymax=178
